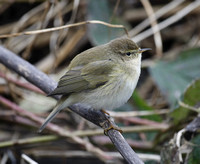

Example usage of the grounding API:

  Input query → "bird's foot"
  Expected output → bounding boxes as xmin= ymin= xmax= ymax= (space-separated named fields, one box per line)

xmin=100 ymin=109 xmax=123 ymax=135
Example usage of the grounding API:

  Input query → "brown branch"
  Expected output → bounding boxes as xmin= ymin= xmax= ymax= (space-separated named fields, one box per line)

xmin=0 ymin=71 xmax=44 ymax=94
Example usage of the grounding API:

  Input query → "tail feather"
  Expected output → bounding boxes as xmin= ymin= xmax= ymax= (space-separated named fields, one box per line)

xmin=38 ymin=96 xmax=68 ymax=132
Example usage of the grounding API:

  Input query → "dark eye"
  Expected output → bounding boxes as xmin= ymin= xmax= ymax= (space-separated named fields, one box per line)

xmin=126 ymin=52 xmax=131 ymax=56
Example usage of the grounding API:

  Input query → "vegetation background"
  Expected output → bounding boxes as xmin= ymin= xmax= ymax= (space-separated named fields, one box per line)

xmin=0 ymin=0 xmax=200 ymax=163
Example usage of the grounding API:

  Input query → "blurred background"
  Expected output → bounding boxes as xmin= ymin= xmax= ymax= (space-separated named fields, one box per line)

xmin=0 ymin=0 xmax=200 ymax=163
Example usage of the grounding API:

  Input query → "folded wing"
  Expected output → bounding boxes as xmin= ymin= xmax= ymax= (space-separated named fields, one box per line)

xmin=49 ymin=60 xmax=114 ymax=96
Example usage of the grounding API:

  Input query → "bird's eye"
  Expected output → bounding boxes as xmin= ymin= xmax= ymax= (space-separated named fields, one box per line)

xmin=126 ymin=52 xmax=131 ymax=56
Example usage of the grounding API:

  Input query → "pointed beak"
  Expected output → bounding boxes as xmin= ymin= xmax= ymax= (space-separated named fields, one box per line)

xmin=138 ymin=48 xmax=151 ymax=53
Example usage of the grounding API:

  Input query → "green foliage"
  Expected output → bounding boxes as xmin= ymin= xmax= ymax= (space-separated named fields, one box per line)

xmin=87 ymin=0 xmax=129 ymax=45
xmin=170 ymin=79 xmax=200 ymax=125
xmin=159 ymin=79 xmax=200 ymax=163
xmin=132 ymin=92 xmax=162 ymax=122
xmin=145 ymin=160 xmax=159 ymax=164
xmin=149 ymin=48 xmax=200 ymax=109
xmin=187 ymin=134 xmax=200 ymax=164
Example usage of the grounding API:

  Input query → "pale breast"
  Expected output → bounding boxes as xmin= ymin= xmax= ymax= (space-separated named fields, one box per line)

xmin=71 ymin=59 xmax=141 ymax=110
xmin=75 ymin=72 xmax=140 ymax=110
xmin=105 ymin=75 xmax=139 ymax=110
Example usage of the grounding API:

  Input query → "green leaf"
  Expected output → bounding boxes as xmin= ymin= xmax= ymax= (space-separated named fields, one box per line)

xmin=149 ymin=48 xmax=200 ymax=108
xmin=188 ymin=134 xmax=200 ymax=164
xmin=87 ymin=0 xmax=129 ymax=45
xmin=132 ymin=92 xmax=162 ymax=122
xmin=170 ymin=79 xmax=200 ymax=125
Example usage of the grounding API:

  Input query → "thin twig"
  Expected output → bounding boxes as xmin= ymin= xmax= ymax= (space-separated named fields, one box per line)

xmin=21 ymin=154 xmax=38 ymax=164
xmin=30 ymin=150 xmax=160 ymax=162
xmin=22 ymin=1 xmax=51 ymax=59
xmin=178 ymin=100 xmax=200 ymax=113
xmin=0 ymin=95 xmax=58 ymax=130
xmin=176 ymin=129 xmax=186 ymax=162
xmin=128 ymin=0 xmax=185 ymax=37
xmin=0 ymin=124 xmax=168 ymax=149
xmin=133 ymin=0 xmax=200 ymax=43
xmin=72 ymin=125 xmax=168 ymax=136
xmin=49 ymin=0 xmax=79 ymax=71
xmin=140 ymin=0 xmax=163 ymax=58
xmin=0 ymin=20 xmax=128 ymax=39
xmin=0 ymin=135 xmax=58 ymax=148
xmin=120 ymin=117 xmax=169 ymax=129
xmin=109 ymin=109 xmax=169 ymax=117
xmin=5 ymin=2 xmax=46 ymax=50
xmin=0 ymin=71 xmax=44 ymax=94
xmin=0 ymin=110 xmax=39 ymax=127
xmin=109 ymin=0 xmax=120 ymax=22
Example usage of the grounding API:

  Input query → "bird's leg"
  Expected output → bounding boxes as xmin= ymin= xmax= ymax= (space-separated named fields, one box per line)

xmin=100 ymin=109 xmax=110 ymax=116
xmin=100 ymin=109 xmax=123 ymax=135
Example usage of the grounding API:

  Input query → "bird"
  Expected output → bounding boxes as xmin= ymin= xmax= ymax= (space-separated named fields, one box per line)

xmin=39 ymin=37 xmax=150 ymax=132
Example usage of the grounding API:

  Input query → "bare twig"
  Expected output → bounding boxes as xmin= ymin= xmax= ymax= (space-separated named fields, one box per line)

xmin=21 ymin=154 xmax=38 ymax=164
xmin=109 ymin=109 xmax=169 ymax=117
xmin=22 ymin=1 xmax=51 ymax=59
xmin=36 ymin=28 xmax=86 ymax=72
xmin=178 ymin=100 xmax=200 ymax=113
xmin=30 ymin=150 xmax=160 ymax=162
xmin=0 ymin=124 xmax=167 ymax=149
xmin=0 ymin=135 xmax=58 ymax=148
xmin=140 ymin=0 xmax=163 ymax=58
xmin=176 ymin=129 xmax=186 ymax=162
xmin=49 ymin=0 xmax=79 ymax=71
xmin=128 ymin=0 xmax=185 ymax=37
xmin=0 ymin=110 xmax=38 ymax=127
xmin=120 ymin=117 xmax=169 ymax=129
xmin=0 ymin=20 xmax=128 ymax=39
xmin=110 ymin=0 xmax=120 ymax=22
xmin=0 ymin=71 xmax=44 ymax=94
xmin=0 ymin=95 xmax=58 ymax=130
xmin=133 ymin=0 xmax=200 ymax=43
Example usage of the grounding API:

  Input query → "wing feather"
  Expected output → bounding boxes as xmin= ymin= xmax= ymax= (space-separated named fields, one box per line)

xmin=49 ymin=60 xmax=114 ymax=96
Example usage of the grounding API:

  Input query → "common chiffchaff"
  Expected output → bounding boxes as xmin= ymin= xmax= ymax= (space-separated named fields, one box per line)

xmin=39 ymin=37 xmax=150 ymax=132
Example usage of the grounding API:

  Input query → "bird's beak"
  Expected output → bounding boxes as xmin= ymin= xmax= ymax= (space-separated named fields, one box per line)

xmin=138 ymin=48 xmax=151 ymax=53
